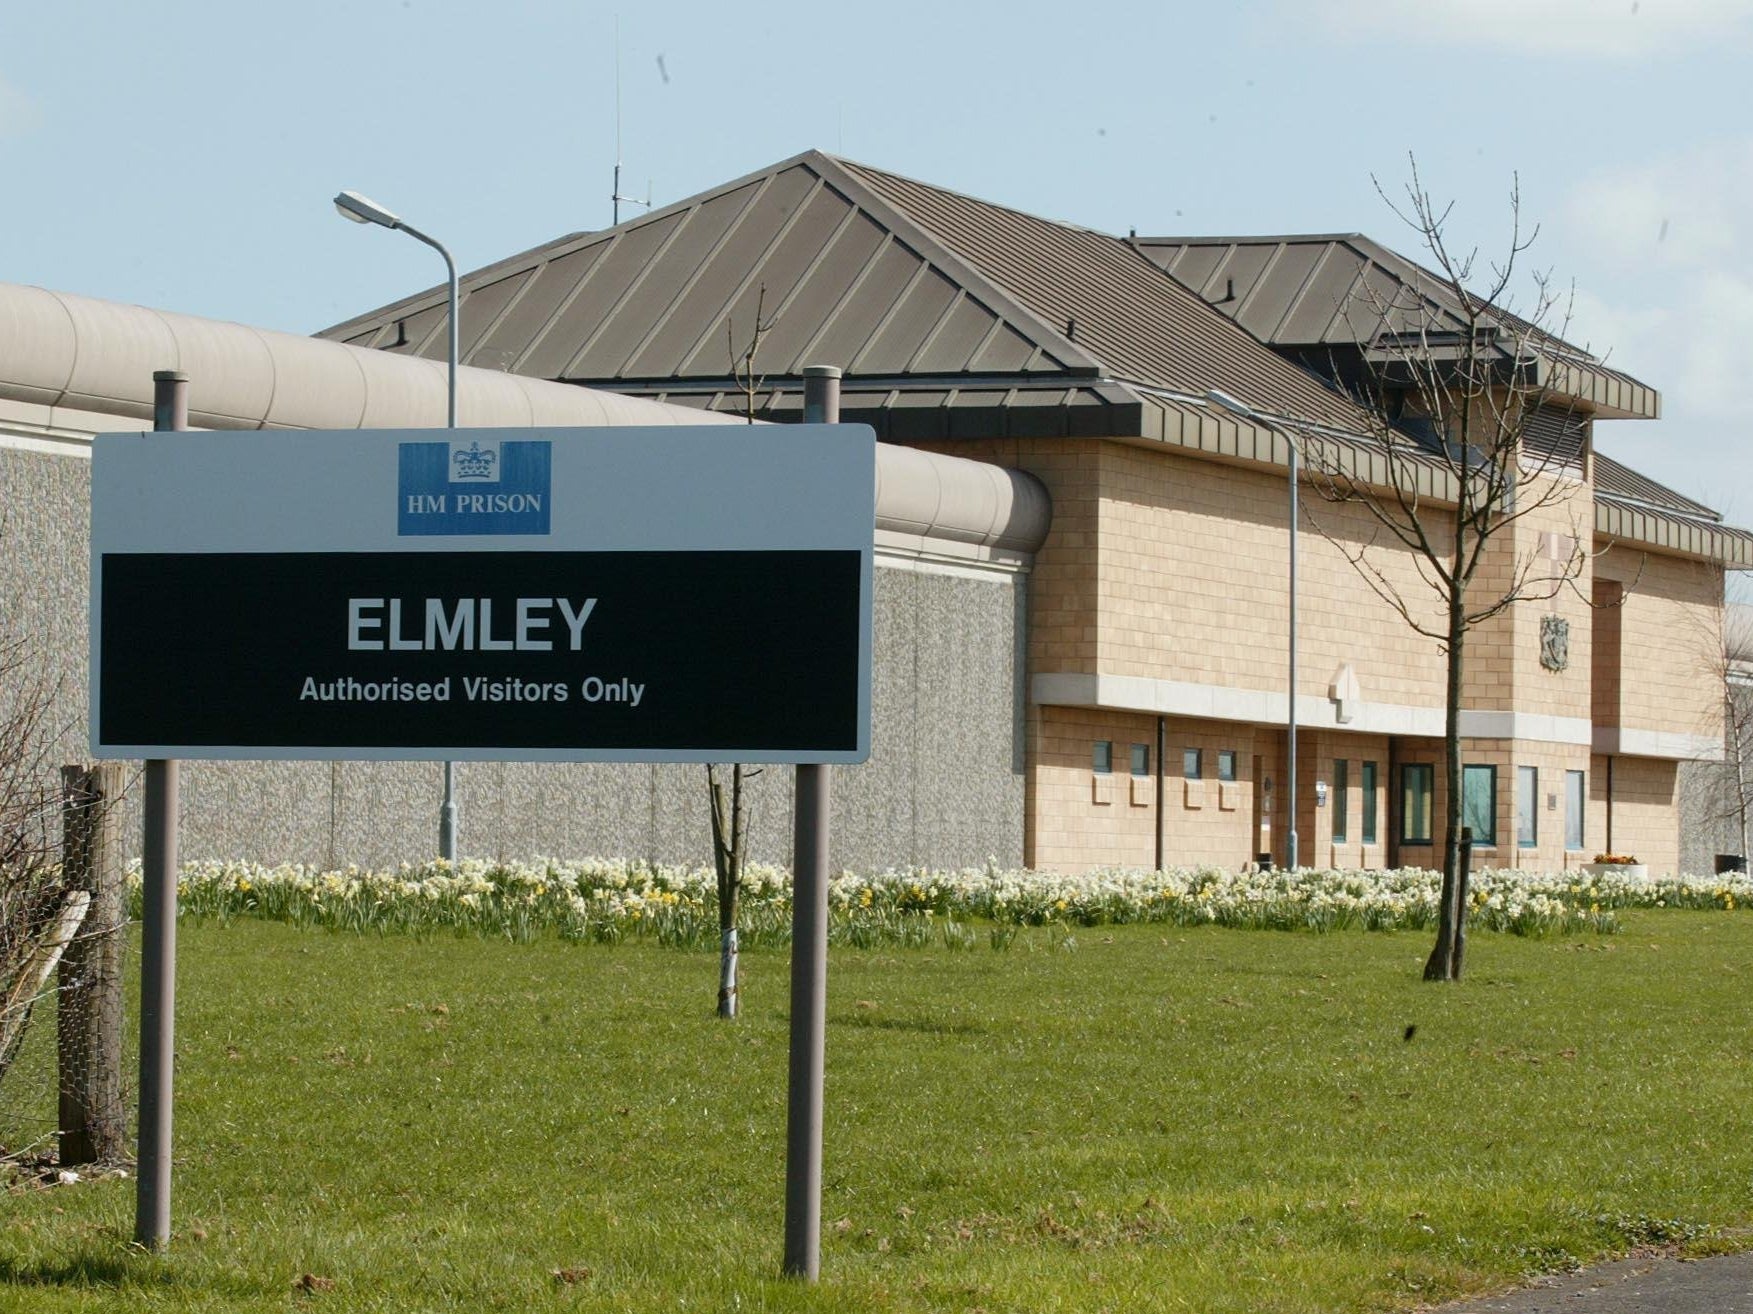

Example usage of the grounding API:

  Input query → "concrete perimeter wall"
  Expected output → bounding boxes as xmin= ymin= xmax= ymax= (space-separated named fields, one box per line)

xmin=2 ymin=442 xmax=1026 ymax=873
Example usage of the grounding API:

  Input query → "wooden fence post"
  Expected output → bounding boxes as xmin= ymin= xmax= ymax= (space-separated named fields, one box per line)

xmin=57 ymin=762 xmax=127 ymax=1166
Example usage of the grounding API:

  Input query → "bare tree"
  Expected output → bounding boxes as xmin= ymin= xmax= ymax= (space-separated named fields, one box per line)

xmin=0 ymin=638 xmax=86 ymax=1091
xmin=705 ymin=290 xmax=775 ymax=1018
xmin=1696 ymin=605 xmax=1753 ymax=866
xmin=1295 ymin=161 xmax=1605 ymax=980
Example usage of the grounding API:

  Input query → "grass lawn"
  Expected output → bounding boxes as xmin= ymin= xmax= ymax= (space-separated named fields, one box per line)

xmin=1 ymin=913 xmax=1749 ymax=1312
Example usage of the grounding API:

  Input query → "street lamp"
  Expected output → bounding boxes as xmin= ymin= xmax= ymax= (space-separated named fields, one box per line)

xmin=1207 ymin=388 xmax=1300 ymax=870
xmin=335 ymin=189 xmax=461 ymax=861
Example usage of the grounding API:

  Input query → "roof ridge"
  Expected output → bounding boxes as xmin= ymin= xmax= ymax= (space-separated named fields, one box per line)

xmin=820 ymin=155 xmax=1106 ymax=376
xmin=841 ymin=161 xmax=1377 ymax=431
xmin=317 ymin=150 xmax=835 ymax=341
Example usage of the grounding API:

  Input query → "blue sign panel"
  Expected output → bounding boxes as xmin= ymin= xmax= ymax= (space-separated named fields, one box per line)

xmin=397 ymin=439 xmax=552 ymax=536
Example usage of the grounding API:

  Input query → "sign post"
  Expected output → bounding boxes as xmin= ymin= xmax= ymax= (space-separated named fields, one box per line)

xmin=92 ymin=419 xmax=875 ymax=1255
xmin=134 ymin=369 xmax=185 ymax=1252
xmin=784 ymin=367 xmax=841 ymax=1280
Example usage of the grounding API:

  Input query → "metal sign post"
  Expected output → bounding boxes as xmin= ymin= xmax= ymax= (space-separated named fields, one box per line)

xmin=93 ymin=403 xmax=872 ymax=1269
xmin=783 ymin=366 xmax=840 ymax=1280
xmin=135 ymin=369 xmax=185 ymax=1251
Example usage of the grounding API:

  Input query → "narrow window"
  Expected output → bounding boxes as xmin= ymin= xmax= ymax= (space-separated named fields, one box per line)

xmin=1093 ymin=741 xmax=1112 ymax=774
xmin=1332 ymin=759 xmax=1349 ymax=843
xmin=1362 ymin=761 xmax=1379 ymax=844
xmin=1130 ymin=743 xmax=1150 ymax=777
xmin=1402 ymin=764 xmax=1434 ymax=844
xmin=1183 ymin=747 xmax=1202 ymax=779
xmin=1217 ymin=750 xmax=1237 ymax=782
xmin=1462 ymin=764 xmax=1497 ymax=846
xmin=1517 ymin=766 xmax=1539 ymax=849
xmin=1565 ymin=769 xmax=1585 ymax=850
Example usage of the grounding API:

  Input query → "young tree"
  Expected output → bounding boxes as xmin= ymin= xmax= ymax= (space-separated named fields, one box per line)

xmin=0 ymin=638 xmax=86 ymax=1089
xmin=1297 ymin=162 xmax=1601 ymax=981
xmin=705 ymin=290 xmax=774 ymax=1018
xmin=1695 ymin=605 xmax=1753 ymax=866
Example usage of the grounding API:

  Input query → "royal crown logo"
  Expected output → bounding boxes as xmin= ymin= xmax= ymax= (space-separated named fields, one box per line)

xmin=451 ymin=442 xmax=497 ymax=481
xmin=400 ymin=437 xmax=551 ymax=536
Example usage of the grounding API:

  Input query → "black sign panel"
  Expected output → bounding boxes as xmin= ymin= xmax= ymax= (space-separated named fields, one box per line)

xmin=98 ymin=551 xmax=863 ymax=758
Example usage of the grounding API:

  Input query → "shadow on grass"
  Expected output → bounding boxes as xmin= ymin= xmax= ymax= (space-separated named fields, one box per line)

xmin=0 ymin=1249 xmax=137 ymax=1287
xmin=832 ymin=1013 xmax=986 ymax=1037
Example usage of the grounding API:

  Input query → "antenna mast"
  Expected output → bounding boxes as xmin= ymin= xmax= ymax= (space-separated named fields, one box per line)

xmin=611 ymin=16 xmax=651 ymax=226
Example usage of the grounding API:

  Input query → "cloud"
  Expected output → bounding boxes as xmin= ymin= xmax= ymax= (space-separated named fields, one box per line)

xmin=1562 ymin=138 xmax=1753 ymax=271
xmin=0 ymin=75 xmax=37 ymax=138
xmin=1670 ymin=273 xmax=1753 ymax=416
xmin=1300 ymin=0 xmax=1753 ymax=58
xmin=1557 ymin=138 xmax=1753 ymax=420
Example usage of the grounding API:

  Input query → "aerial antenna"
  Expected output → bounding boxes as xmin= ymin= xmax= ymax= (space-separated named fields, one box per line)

xmin=611 ymin=15 xmax=652 ymax=226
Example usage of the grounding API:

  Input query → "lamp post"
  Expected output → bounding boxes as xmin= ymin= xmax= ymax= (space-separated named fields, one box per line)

xmin=1207 ymin=389 xmax=1299 ymax=870
xmin=335 ymin=189 xmax=461 ymax=862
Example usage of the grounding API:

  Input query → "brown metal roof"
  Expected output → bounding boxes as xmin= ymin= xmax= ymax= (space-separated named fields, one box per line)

xmin=1592 ymin=452 xmax=1720 ymax=520
xmin=833 ymin=160 xmax=1367 ymax=430
xmin=319 ymin=150 xmax=1374 ymax=438
xmin=1596 ymin=498 xmax=1753 ymax=567
xmin=318 ymin=152 xmax=1750 ymax=567
xmin=1135 ymin=234 xmax=1660 ymax=420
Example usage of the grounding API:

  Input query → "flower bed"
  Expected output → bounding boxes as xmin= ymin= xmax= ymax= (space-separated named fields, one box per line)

xmin=129 ymin=857 xmax=1753 ymax=948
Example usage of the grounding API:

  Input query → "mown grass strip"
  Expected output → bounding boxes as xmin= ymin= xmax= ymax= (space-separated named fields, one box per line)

xmin=3 ymin=913 xmax=1749 ymax=1311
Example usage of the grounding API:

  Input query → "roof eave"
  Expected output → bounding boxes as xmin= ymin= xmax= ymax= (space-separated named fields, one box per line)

xmin=1596 ymin=496 xmax=1753 ymax=567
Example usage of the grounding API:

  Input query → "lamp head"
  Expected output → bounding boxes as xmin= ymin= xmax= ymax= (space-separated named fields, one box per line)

xmin=333 ymin=190 xmax=401 ymax=229
xmin=1205 ymin=389 xmax=1255 ymax=421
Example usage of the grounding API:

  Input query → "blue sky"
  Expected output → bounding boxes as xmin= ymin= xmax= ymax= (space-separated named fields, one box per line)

xmin=4 ymin=0 xmax=1751 ymax=527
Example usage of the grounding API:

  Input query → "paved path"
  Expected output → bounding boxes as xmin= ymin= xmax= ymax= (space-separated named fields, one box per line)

xmin=1434 ymin=1249 xmax=1753 ymax=1313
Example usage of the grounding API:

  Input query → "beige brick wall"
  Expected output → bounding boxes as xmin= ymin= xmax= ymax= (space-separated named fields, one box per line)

xmin=1032 ymin=707 xmax=1274 ymax=872
xmin=1304 ymin=731 xmax=1393 ymax=871
xmin=1031 ymin=706 xmax=1163 ymax=872
xmin=1592 ymin=578 xmax=1623 ymax=733
xmin=1594 ymin=754 xmax=1680 ymax=874
xmin=1595 ymin=549 xmax=1723 ymax=742
xmin=920 ymin=433 xmax=1717 ymax=876
xmin=1438 ymin=739 xmax=1594 ymax=873
xmin=1496 ymin=478 xmax=1596 ymax=722
xmin=1090 ymin=445 xmax=1454 ymax=708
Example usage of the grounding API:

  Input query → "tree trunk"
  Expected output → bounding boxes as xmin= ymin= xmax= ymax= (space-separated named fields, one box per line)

xmin=1452 ymin=826 xmax=1474 ymax=979
xmin=718 ymin=928 xmax=739 ymax=1018
xmin=57 ymin=763 xmax=128 ymax=1165
xmin=1424 ymin=594 xmax=1469 ymax=982
xmin=708 ymin=764 xmax=746 ymax=1019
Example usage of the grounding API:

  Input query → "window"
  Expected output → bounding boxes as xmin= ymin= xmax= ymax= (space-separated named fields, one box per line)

xmin=1462 ymin=764 xmax=1497 ymax=846
xmin=1517 ymin=766 xmax=1538 ymax=849
xmin=1402 ymin=764 xmax=1434 ymax=844
xmin=1565 ymin=770 xmax=1585 ymax=850
xmin=1362 ymin=762 xmax=1379 ymax=845
xmin=1093 ymin=741 xmax=1112 ymax=774
xmin=1332 ymin=759 xmax=1349 ymax=842
xmin=1183 ymin=747 xmax=1202 ymax=779
xmin=1130 ymin=743 xmax=1150 ymax=777
xmin=1218 ymin=750 xmax=1237 ymax=782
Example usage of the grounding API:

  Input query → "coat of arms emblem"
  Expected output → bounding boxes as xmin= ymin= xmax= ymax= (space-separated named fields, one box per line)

xmin=1539 ymin=614 xmax=1569 ymax=672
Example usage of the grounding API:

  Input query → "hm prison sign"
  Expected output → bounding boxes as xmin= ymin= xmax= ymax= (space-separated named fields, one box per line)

xmin=90 ymin=425 xmax=874 ymax=763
